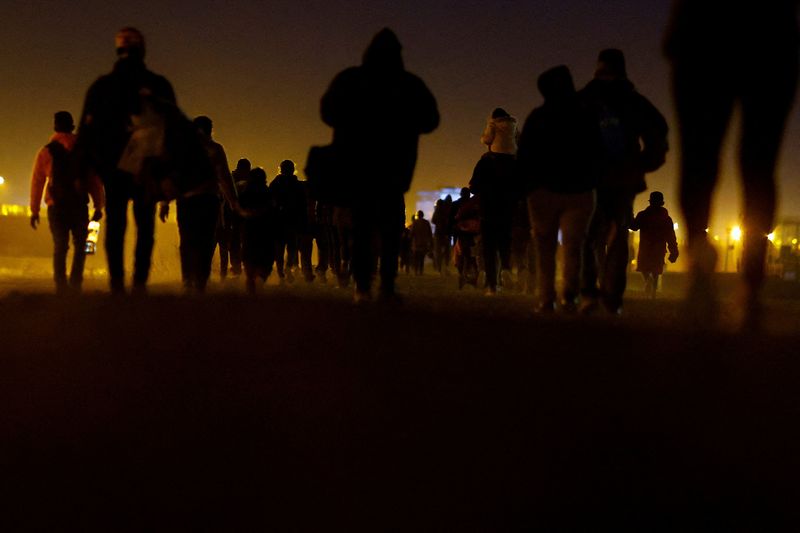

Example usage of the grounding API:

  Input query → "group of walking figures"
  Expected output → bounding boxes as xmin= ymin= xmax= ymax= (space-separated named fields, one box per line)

xmin=29 ymin=1 xmax=798 ymax=328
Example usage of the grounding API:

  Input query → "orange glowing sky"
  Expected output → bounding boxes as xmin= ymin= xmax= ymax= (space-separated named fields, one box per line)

xmin=1 ymin=0 xmax=798 ymax=233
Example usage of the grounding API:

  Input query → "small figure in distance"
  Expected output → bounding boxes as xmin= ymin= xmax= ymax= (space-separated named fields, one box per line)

xmin=630 ymin=191 xmax=679 ymax=299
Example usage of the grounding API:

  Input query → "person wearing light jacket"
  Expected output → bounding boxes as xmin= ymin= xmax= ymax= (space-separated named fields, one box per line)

xmin=30 ymin=111 xmax=105 ymax=294
xmin=481 ymin=107 xmax=518 ymax=155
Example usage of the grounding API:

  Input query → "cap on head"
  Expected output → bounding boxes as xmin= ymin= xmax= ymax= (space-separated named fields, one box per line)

xmin=596 ymin=48 xmax=626 ymax=79
xmin=115 ymin=27 xmax=145 ymax=59
xmin=53 ymin=111 xmax=74 ymax=133
xmin=279 ymin=160 xmax=295 ymax=175
xmin=649 ymin=191 xmax=665 ymax=206
xmin=193 ymin=116 xmax=213 ymax=136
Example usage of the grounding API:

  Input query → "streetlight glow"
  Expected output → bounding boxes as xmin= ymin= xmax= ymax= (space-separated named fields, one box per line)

xmin=0 ymin=176 xmax=6 ymax=185
xmin=731 ymin=225 xmax=742 ymax=242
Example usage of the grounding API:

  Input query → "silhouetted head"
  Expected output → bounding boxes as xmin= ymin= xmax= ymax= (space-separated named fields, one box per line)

xmin=115 ymin=27 xmax=146 ymax=61
xmin=236 ymin=158 xmax=252 ymax=173
xmin=363 ymin=28 xmax=404 ymax=71
xmin=193 ymin=116 xmax=213 ymax=137
xmin=435 ymin=199 xmax=442 ymax=208
xmin=417 ymin=210 xmax=424 ymax=219
xmin=537 ymin=65 xmax=576 ymax=102
xmin=250 ymin=167 xmax=267 ymax=184
xmin=53 ymin=111 xmax=74 ymax=133
xmin=649 ymin=191 xmax=665 ymax=206
xmin=279 ymin=160 xmax=295 ymax=175
xmin=595 ymin=48 xmax=626 ymax=80
xmin=491 ymin=108 xmax=510 ymax=119
xmin=445 ymin=194 xmax=452 ymax=203
xmin=460 ymin=187 xmax=470 ymax=200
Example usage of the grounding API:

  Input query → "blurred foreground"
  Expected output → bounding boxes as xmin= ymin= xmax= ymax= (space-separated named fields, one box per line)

xmin=2 ymin=271 xmax=800 ymax=530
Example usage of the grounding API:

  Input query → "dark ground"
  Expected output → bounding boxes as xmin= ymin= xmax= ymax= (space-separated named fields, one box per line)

xmin=2 ymin=271 xmax=800 ymax=531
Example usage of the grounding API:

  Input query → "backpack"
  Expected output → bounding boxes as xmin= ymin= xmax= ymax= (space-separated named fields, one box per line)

xmin=46 ymin=141 xmax=85 ymax=207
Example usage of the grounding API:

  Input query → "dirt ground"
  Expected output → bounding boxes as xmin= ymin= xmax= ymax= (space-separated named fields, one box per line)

xmin=2 ymin=270 xmax=800 ymax=530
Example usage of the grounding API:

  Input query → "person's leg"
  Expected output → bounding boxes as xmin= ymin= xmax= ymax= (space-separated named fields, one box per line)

xmin=47 ymin=206 xmax=69 ymax=293
xmin=67 ymin=208 xmax=89 ymax=291
xmin=103 ymin=176 xmax=130 ymax=292
xmin=193 ymin=195 xmax=221 ymax=292
xmin=601 ymin=193 xmax=635 ymax=313
xmin=580 ymin=191 xmax=609 ymax=308
xmin=560 ymin=190 xmax=595 ymax=307
xmin=351 ymin=204 xmax=375 ymax=296
xmin=131 ymin=188 xmax=156 ymax=289
xmin=528 ymin=192 xmax=558 ymax=309
xmin=378 ymin=196 xmax=403 ymax=296
xmin=229 ymin=216 xmax=243 ymax=276
xmin=481 ymin=221 xmax=499 ymax=291
xmin=176 ymin=199 xmax=192 ymax=289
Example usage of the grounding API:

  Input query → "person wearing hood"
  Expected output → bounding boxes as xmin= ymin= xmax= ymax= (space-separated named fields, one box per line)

xmin=517 ymin=65 xmax=601 ymax=312
xmin=74 ymin=27 xmax=177 ymax=295
xmin=320 ymin=27 xmax=439 ymax=303
xmin=630 ymin=191 xmax=679 ymax=299
xmin=578 ymin=48 xmax=669 ymax=315
xmin=481 ymin=107 xmax=518 ymax=155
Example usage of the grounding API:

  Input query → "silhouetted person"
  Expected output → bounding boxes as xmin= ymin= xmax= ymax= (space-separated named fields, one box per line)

xmin=518 ymin=65 xmax=600 ymax=312
xmin=453 ymin=191 xmax=481 ymax=289
xmin=665 ymin=0 xmax=799 ymax=329
xmin=158 ymin=116 xmax=239 ymax=293
xmin=631 ymin=191 xmax=679 ymax=299
xmin=29 ymin=111 xmax=104 ymax=294
xmin=410 ymin=210 xmax=433 ymax=275
xmin=320 ymin=27 xmax=439 ymax=302
xmin=73 ymin=27 xmax=176 ymax=294
xmin=270 ymin=160 xmax=306 ymax=283
xmin=431 ymin=196 xmax=453 ymax=274
xmin=470 ymin=108 xmax=521 ymax=294
xmin=238 ymin=167 xmax=274 ymax=294
xmin=220 ymin=158 xmax=250 ymax=278
xmin=578 ymin=49 xmax=669 ymax=314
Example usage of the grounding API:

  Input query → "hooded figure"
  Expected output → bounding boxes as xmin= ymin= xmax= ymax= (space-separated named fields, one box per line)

xmin=481 ymin=107 xmax=518 ymax=155
xmin=320 ymin=28 xmax=439 ymax=302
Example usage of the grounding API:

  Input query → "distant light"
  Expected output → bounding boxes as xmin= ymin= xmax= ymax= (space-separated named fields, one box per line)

xmin=768 ymin=232 xmax=776 ymax=243
xmin=713 ymin=235 xmax=720 ymax=241
xmin=0 ymin=176 xmax=5 ymax=185
xmin=731 ymin=226 xmax=742 ymax=242
xmin=705 ymin=228 xmax=709 ymax=233
xmin=673 ymin=222 xmax=679 ymax=231
xmin=793 ymin=238 xmax=799 ymax=245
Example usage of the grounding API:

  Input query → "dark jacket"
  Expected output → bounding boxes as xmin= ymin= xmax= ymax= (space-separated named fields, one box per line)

xmin=320 ymin=29 xmax=439 ymax=197
xmin=631 ymin=205 xmax=678 ymax=274
xmin=518 ymin=67 xmax=601 ymax=194
xmin=579 ymin=78 xmax=668 ymax=193
xmin=269 ymin=173 xmax=307 ymax=230
xmin=76 ymin=57 xmax=176 ymax=179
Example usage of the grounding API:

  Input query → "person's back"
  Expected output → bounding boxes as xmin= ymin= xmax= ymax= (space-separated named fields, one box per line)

xmin=481 ymin=108 xmax=518 ymax=155
xmin=321 ymin=28 xmax=439 ymax=196
xmin=320 ymin=27 xmax=438 ymax=301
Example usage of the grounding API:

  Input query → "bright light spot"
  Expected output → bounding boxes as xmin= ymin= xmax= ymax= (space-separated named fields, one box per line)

xmin=731 ymin=226 xmax=742 ymax=242
xmin=705 ymin=228 xmax=709 ymax=233
xmin=767 ymin=232 xmax=776 ymax=242
xmin=0 ymin=176 xmax=5 ymax=185
xmin=793 ymin=238 xmax=798 ymax=245
xmin=673 ymin=222 xmax=679 ymax=231
xmin=713 ymin=235 xmax=720 ymax=241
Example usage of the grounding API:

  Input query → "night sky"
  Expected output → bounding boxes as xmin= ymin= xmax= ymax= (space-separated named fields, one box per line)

xmin=1 ymin=0 xmax=798 ymax=233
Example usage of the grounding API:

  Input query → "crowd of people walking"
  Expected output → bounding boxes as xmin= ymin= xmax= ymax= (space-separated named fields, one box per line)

xmin=27 ymin=0 xmax=799 ymax=331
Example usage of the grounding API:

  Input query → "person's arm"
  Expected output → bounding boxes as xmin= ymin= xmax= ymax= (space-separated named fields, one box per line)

xmin=29 ymin=147 xmax=49 ymax=229
xmin=630 ymin=211 xmax=642 ymax=231
xmin=158 ymin=201 xmax=170 ymax=223
xmin=667 ymin=216 xmax=679 ymax=262
xmin=87 ymin=174 xmax=105 ymax=221
xmin=213 ymin=143 xmax=240 ymax=212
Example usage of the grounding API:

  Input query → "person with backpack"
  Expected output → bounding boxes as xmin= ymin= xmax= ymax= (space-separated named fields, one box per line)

xmin=30 ymin=111 xmax=104 ymax=294
xmin=578 ymin=49 xmax=669 ymax=315
xmin=73 ymin=27 xmax=177 ymax=295
xmin=630 ymin=191 xmax=679 ymax=299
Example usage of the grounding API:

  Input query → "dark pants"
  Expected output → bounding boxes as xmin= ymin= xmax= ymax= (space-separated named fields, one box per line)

xmin=480 ymin=217 xmax=512 ymax=290
xmin=581 ymin=188 xmax=635 ymax=310
xmin=177 ymin=194 xmax=220 ymax=292
xmin=47 ymin=205 xmax=89 ymax=292
xmin=298 ymin=229 xmax=315 ymax=281
xmin=412 ymin=250 xmax=427 ymax=276
xmin=216 ymin=205 xmax=242 ymax=278
xmin=274 ymin=225 xmax=299 ymax=277
xmin=352 ymin=195 xmax=404 ymax=295
xmin=103 ymin=172 xmax=156 ymax=291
